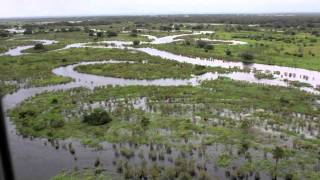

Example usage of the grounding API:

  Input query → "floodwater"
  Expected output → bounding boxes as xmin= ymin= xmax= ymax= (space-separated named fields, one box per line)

xmin=1 ymin=31 xmax=319 ymax=180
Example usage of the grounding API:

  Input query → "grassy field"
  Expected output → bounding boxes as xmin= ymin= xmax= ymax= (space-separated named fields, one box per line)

xmin=147 ymin=30 xmax=320 ymax=71
xmin=75 ymin=60 xmax=239 ymax=80
xmin=0 ymin=48 xmax=189 ymax=91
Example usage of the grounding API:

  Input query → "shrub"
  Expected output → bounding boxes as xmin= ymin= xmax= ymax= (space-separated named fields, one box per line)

xmin=197 ymin=40 xmax=214 ymax=51
xmin=240 ymin=51 xmax=254 ymax=63
xmin=225 ymin=49 xmax=232 ymax=56
xmin=34 ymin=43 xmax=45 ymax=50
xmin=23 ymin=28 xmax=33 ymax=35
xmin=120 ymin=147 xmax=135 ymax=159
xmin=196 ymin=40 xmax=208 ymax=48
xmin=204 ymin=44 xmax=214 ymax=50
xmin=0 ymin=30 xmax=10 ymax=37
xmin=82 ymin=108 xmax=112 ymax=126
xmin=140 ymin=116 xmax=150 ymax=129
xmin=106 ymin=31 xmax=118 ymax=37
xmin=130 ymin=29 xmax=138 ymax=37
xmin=133 ymin=40 xmax=140 ymax=46
xmin=97 ymin=32 xmax=104 ymax=37
xmin=19 ymin=110 xmax=36 ymax=119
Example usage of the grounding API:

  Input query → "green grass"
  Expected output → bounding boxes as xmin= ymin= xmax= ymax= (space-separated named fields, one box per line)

xmin=52 ymin=169 xmax=119 ymax=180
xmin=0 ymin=48 xmax=187 ymax=88
xmin=254 ymin=71 xmax=275 ymax=80
xmin=0 ymin=83 xmax=18 ymax=95
xmin=0 ymin=39 xmax=35 ymax=53
xmin=75 ymin=60 xmax=236 ymax=80
xmin=146 ymin=30 xmax=320 ymax=71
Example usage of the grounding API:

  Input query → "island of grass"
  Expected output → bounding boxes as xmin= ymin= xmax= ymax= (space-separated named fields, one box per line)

xmin=75 ymin=60 xmax=238 ymax=80
xmin=254 ymin=71 xmax=275 ymax=80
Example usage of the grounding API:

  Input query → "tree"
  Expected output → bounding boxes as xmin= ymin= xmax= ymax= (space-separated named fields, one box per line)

xmin=173 ymin=24 xmax=180 ymax=31
xmin=0 ymin=30 xmax=10 ymax=38
xmin=97 ymin=31 xmax=104 ymax=38
xmin=23 ymin=28 xmax=33 ymax=35
xmin=88 ymin=29 xmax=95 ymax=36
xmin=34 ymin=43 xmax=45 ymax=50
xmin=196 ymin=40 xmax=208 ymax=48
xmin=204 ymin=44 xmax=214 ymax=51
xmin=133 ymin=40 xmax=140 ymax=46
xmin=83 ymin=108 xmax=112 ymax=126
xmin=106 ymin=31 xmax=118 ymax=37
xmin=140 ymin=116 xmax=150 ymax=130
xmin=225 ymin=49 xmax=232 ymax=56
xmin=272 ymin=146 xmax=285 ymax=180
xmin=130 ymin=29 xmax=138 ymax=37
xmin=240 ymin=51 xmax=254 ymax=63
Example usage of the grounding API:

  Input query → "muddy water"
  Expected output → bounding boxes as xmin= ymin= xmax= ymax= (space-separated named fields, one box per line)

xmin=1 ymin=31 xmax=319 ymax=179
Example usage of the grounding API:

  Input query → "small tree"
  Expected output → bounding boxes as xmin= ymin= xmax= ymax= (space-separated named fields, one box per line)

xmin=23 ymin=28 xmax=33 ymax=35
xmin=83 ymin=108 xmax=112 ymax=126
xmin=34 ymin=43 xmax=45 ymax=50
xmin=140 ymin=116 xmax=150 ymax=130
xmin=130 ymin=29 xmax=138 ymax=37
xmin=97 ymin=32 xmax=104 ymax=38
xmin=88 ymin=29 xmax=95 ymax=36
xmin=272 ymin=146 xmax=285 ymax=180
xmin=225 ymin=49 xmax=232 ymax=56
xmin=196 ymin=40 xmax=208 ymax=48
xmin=0 ymin=30 xmax=10 ymax=38
xmin=133 ymin=40 xmax=140 ymax=46
xmin=106 ymin=31 xmax=118 ymax=37
xmin=240 ymin=51 xmax=254 ymax=63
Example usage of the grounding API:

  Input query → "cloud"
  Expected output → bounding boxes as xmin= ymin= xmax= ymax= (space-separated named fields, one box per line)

xmin=0 ymin=0 xmax=319 ymax=18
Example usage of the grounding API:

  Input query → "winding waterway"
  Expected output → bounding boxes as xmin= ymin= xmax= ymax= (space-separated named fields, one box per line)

xmin=1 ymin=31 xmax=319 ymax=180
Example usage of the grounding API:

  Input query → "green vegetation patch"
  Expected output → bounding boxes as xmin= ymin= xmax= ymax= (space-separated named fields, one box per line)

xmin=75 ymin=61 xmax=233 ymax=80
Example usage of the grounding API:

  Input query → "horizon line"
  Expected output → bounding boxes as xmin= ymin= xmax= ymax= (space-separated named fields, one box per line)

xmin=1 ymin=12 xmax=320 ymax=20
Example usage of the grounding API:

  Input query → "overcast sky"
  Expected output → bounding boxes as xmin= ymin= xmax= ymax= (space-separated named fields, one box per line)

xmin=1 ymin=0 xmax=320 ymax=18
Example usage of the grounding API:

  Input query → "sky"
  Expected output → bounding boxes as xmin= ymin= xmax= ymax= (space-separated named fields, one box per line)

xmin=1 ymin=0 xmax=320 ymax=18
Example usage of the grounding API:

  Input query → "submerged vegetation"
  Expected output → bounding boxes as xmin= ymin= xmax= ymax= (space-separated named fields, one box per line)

xmin=9 ymin=78 xmax=320 ymax=179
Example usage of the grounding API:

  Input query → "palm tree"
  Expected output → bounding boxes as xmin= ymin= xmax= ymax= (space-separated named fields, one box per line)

xmin=272 ymin=146 xmax=285 ymax=180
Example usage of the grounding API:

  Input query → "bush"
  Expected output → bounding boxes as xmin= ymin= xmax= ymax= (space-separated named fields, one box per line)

xmin=140 ymin=116 xmax=150 ymax=129
xmin=106 ymin=31 xmax=118 ymax=37
xmin=133 ymin=40 xmax=140 ymax=46
xmin=225 ymin=49 xmax=232 ymax=56
xmin=197 ymin=40 xmax=214 ymax=51
xmin=240 ymin=51 xmax=254 ymax=63
xmin=34 ymin=43 xmax=45 ymax=50
xmin=0 ymin=30 xmax=10 ymax=37
xmin=196 ymin=40 xmax=208 ymax=48
xmin=130 ymin=29 xmax=138 ymax=37
xmin=23 ymin=28 xmax=33 ymax=35
xmin=97 ymin=32 xmax=104 ymax=37
xmin=19 ymin=110 xmax=36 ymax=119
xmin=82 ymin=108 xmax=112 ymax=126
